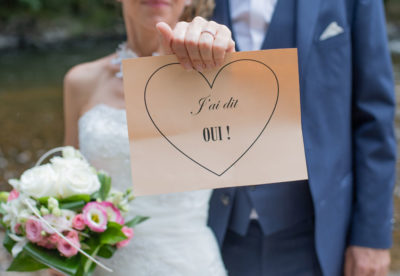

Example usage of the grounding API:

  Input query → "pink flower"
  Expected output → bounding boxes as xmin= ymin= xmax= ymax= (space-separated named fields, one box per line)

xmin=7 ymin=189 xmax=19 ymax=201
xmin=48 ymin=233 xmax=61 ymax=245
xmin=36 ymin=232 xmax=61 ymax=249
xmin=100 ymin=202 xmax=124 ymax=225
xmin=116 ymin=227 xmax=134 ymax=248
xmin=57 ymin=231 xmax=80 ymax=257
xmin=72 ymin=214 xmax=85 ymax=230
xmin=37 ymin=237 xmax=56 ymax=249
xmin=82 ymin=202 xmax=108 ymax=232
xmin=66 ymin=230 xmax=79 ymax=241
xmin=25 ymin=218 xmax=43 ymax=243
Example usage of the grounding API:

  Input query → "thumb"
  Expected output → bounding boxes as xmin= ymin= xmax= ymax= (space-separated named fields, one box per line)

xmin=156 ymin=22 xmax=173 ymax=55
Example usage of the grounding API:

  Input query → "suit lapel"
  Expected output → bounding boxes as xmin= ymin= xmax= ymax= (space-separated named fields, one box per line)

xmin=213 ymin=0 xmax=321 ymax=79
xmin=212 ymin=0 xmax=230 ymax=26
xmin=296 ymin=0 xmax=321 ymax=83
xmin=212 ymin=0 xmax=239 ymax=51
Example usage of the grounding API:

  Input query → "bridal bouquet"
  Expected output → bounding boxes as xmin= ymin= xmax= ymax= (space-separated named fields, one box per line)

xmin=0 ymin=147 xmax=148 ymax=276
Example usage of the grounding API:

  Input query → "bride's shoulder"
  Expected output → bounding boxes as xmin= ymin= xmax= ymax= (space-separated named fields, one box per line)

xmin=64 ymin=54 xmax=114 ymax=93
xmin=63 ymin=54 xmax=117 ymax=123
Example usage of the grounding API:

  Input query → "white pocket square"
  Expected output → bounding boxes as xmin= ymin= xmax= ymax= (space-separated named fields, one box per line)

xmin=319 ymin=22 xmax=344 ymax=41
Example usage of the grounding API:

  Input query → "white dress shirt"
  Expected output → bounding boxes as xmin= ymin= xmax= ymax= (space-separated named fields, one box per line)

xmin=230 ymin=0 xmax=278 ymax=51
xmin=229 ymin=0 xmax=278 ymax=219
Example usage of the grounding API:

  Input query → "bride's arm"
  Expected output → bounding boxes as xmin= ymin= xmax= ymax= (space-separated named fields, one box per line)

xmin=63 ymin=64 xmax=91 ymax=148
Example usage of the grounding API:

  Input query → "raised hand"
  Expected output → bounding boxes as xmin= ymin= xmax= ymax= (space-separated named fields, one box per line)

xmin=156 ymin=16 xmax=235 ymax=71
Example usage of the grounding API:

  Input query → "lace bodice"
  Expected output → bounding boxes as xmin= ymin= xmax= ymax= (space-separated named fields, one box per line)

xmin=78 ymin=104 xmax=226 ymax=276
xmin=79 ymin=104 xmax=132 ymax=191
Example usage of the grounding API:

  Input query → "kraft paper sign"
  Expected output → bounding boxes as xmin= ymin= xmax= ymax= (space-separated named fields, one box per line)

xmin=122 ymin=49 xmax=308 ymax=196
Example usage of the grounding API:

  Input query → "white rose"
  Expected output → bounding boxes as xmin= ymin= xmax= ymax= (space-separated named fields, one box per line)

xmin=62 ymin=146 xmax=84 ymax=160
xmin=19 ymin=164 xmax=59 ymax=198
xmin=52 ymin=157 xmax=100 ymax=198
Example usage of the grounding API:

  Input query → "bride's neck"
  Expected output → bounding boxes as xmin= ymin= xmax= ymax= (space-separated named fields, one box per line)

xmin=125 ymin=22 xmax=159 ymax=57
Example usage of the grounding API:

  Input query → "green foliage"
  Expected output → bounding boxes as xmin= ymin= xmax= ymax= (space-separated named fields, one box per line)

xmin=0 ymin=0 xmax=121 ymax=31
xmin=60 ymin=194 xmax=91 ymax=203
xmin=3 ymin=231 xmax=16 ymax=253
xmin=59 ymin=194 xmax=91 ymax=211
xmin=59 ymin=200 xmax=87 ymax=211
xmin=76 ymin=237 xmax=110 ymax=276
xmin=97 ymin=244 xmax=116 ymax=259
xmin=7 ymin=250 xmax=48 ymax=272
xmin=37 ymin=195 xmax=90 ymax=211
xmin=93 ymin=173 xmax=112 ymax=201
xmin=79 ymin=241 xmax=100 ymax=276
xmin=6 ymin=242 xmax=80 ymax=274
xmin=0 ymin=192 xmax=10 ymax=203
xmin=18 ymin=0 xmax=42 ymax=12
xmin=38 ymin=196 xmax=50 ymax=205
xmin=125 ymin=216 xmax=150 ymax=228
xmin=23 ymin=243 xmax=80 ymax=275
xmin=99 ymin=222 xmax=126 ymax=245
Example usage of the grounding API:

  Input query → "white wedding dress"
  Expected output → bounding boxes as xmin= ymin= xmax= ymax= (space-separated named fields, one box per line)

xmin=78 ymin=104 xmax=227 ymax=276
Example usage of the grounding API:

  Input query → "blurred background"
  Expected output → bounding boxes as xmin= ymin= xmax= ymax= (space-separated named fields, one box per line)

xmin=1 ymin=0 xmax=400 ymax=274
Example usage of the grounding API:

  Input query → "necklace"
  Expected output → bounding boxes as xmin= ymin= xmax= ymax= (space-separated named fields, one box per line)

xmin=111 ymin=43 xmax=158 ymax=79
xmin=111 ymin=43 xmax=138 ymax=79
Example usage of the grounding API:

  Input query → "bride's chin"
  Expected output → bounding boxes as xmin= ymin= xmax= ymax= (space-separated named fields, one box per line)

xmin=144 ymin=17 xmax=175 ymax=30
xmin=140 ymin=10 xmax=177 ymax=26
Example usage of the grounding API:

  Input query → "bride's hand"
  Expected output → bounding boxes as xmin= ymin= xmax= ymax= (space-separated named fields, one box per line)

xmin=156 ymin=17 xmax=235 ymax=71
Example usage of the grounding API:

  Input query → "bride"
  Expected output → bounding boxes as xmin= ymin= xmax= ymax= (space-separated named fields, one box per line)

xmin=63 ymin=0 xmax=234 ymax=275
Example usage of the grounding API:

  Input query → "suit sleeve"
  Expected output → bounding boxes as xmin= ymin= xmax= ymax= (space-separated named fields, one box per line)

xmin=349 ymin=0 xmax=397 ymax=249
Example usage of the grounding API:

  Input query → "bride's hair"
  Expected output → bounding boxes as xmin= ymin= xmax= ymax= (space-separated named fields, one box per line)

xmin=180 ymin=0 xmax=215 ymax=21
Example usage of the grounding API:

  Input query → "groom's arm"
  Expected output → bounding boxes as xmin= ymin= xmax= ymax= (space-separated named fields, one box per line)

xmin=345 ymin=0 xmax=396 ymax=274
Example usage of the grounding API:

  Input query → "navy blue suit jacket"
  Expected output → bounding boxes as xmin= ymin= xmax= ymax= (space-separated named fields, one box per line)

xmin=208 ymin=0 xmax=396 ymax=275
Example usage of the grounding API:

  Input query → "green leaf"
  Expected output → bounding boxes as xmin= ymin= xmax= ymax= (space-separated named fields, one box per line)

xmin=97 ymin=244 xmax=116 ymax=259
xmin=125 ymin=216 xmax=149 ymax=228
xmin=0 ymin=191 xmax=9 ymax=203
xmin=100 ymin=222 xmax=126 ymax=245
xmin=3 ymin=231 xmax=16 ymax=253
xmin=97 ymin=173 xmax=111 ymax=201
xmin=60 ymin=194 xmax=91 ymax=203
xmin=7 ymin=250 xmax=48 ymax=272
xmin=107 ymin=221 xmax=123 ymax=230
xmin=59 ymin=200 xmax=86 ymax=211
xmin=84 ymin=245 xmax=101 ymax=274
xmin=75 ymin=238 xmax=100 ymax=276
xmin=37 ymin=196 xmax=50 ymax=205
xmin=23 ymin=243 xmax=80 ymax=275
xmin=75 ymin=255 xmax=97 ymax=276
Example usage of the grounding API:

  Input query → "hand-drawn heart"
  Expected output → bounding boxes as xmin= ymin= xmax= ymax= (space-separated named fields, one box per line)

xmin=144 ymin=59 xmax=279 ymax=176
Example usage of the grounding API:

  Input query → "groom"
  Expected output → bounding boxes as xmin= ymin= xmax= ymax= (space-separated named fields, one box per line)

xmin=206 ymin=0 xmax=397 ymax=275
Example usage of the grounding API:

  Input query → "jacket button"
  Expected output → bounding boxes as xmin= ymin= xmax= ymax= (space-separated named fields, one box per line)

xmin=220 ymin=194 xmax=230 ymax=206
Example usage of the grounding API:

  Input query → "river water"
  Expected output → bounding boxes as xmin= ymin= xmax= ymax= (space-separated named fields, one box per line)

xmin=0 ymin=40 xmax=120 ymax=189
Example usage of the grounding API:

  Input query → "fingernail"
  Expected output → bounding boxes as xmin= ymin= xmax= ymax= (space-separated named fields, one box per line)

xmin=195 ymin=65 xmax=203 ymax=72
